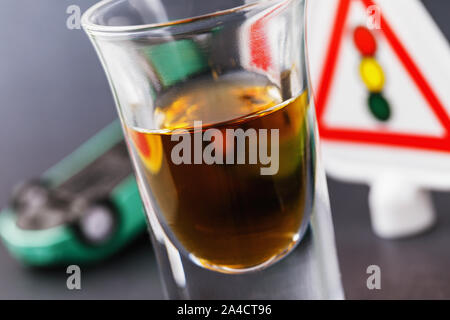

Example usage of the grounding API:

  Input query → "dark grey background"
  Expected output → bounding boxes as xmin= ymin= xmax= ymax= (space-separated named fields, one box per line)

xmin=0 ymin=0 xmax=449 ymax=299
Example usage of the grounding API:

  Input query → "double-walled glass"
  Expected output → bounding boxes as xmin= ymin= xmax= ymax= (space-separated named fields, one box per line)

xmin=82 ymin=0 xmax=343 ymax=299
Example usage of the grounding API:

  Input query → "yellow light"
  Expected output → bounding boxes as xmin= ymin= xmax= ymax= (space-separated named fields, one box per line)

xmin=360 ymin=58 xmax=385 ymax=92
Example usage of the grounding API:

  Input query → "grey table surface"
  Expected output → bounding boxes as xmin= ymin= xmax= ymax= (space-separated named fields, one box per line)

xmin=0 ymin=0 xmax=449 ymax=300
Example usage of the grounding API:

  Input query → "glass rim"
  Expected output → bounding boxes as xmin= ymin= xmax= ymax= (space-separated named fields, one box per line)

xmin=81 ymin=0 xmax=289 ymax=35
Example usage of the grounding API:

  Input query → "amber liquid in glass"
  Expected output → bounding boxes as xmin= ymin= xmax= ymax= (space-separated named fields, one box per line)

xmin=127 ymin=74 xmax=314 ymax=271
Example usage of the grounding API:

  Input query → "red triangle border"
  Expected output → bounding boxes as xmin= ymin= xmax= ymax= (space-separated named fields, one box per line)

xmin=314 ymin=0 xmax=450 ymax=153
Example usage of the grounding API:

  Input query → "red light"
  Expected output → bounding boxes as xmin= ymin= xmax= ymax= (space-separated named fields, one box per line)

xmin=353 ymin=26 xmax=377 ymax=56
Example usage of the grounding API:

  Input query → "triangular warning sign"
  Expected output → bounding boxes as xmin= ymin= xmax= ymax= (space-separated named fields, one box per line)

xmin=313 ymin=0 xmax=450 ymax=153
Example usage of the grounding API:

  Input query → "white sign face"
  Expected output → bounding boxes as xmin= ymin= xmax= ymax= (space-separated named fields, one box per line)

xmin=306 ymin=0 xmax=450 ymax=189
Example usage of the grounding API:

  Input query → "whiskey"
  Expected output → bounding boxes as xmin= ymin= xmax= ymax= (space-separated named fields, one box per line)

xmin=126 ymin=74 xmax=314 ymax=272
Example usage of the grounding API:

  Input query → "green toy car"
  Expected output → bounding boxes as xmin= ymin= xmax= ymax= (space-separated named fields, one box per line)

xmin=0 ymin=37 xmax=212 ymax=267
xmin=0 ymin=121 xmax=147 ymax=266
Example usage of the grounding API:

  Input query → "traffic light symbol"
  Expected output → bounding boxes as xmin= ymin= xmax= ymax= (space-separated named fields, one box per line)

xmin=353 ymin=26 xmax=391 ymax=122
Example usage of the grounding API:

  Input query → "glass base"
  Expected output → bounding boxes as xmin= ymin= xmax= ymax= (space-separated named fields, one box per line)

xmin=150 ymin=196 xmax=344 ymax=300
xmin=188 ymin=223 xmax=308 ymax=275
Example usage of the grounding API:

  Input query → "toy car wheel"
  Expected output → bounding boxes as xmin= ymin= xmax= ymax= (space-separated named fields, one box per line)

xmin=77 ymin=203 xmax=117 ymax=245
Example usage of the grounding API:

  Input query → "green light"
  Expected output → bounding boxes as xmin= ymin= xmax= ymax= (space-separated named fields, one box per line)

xmin=368 ymin=93 xmax=391 ymax=121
